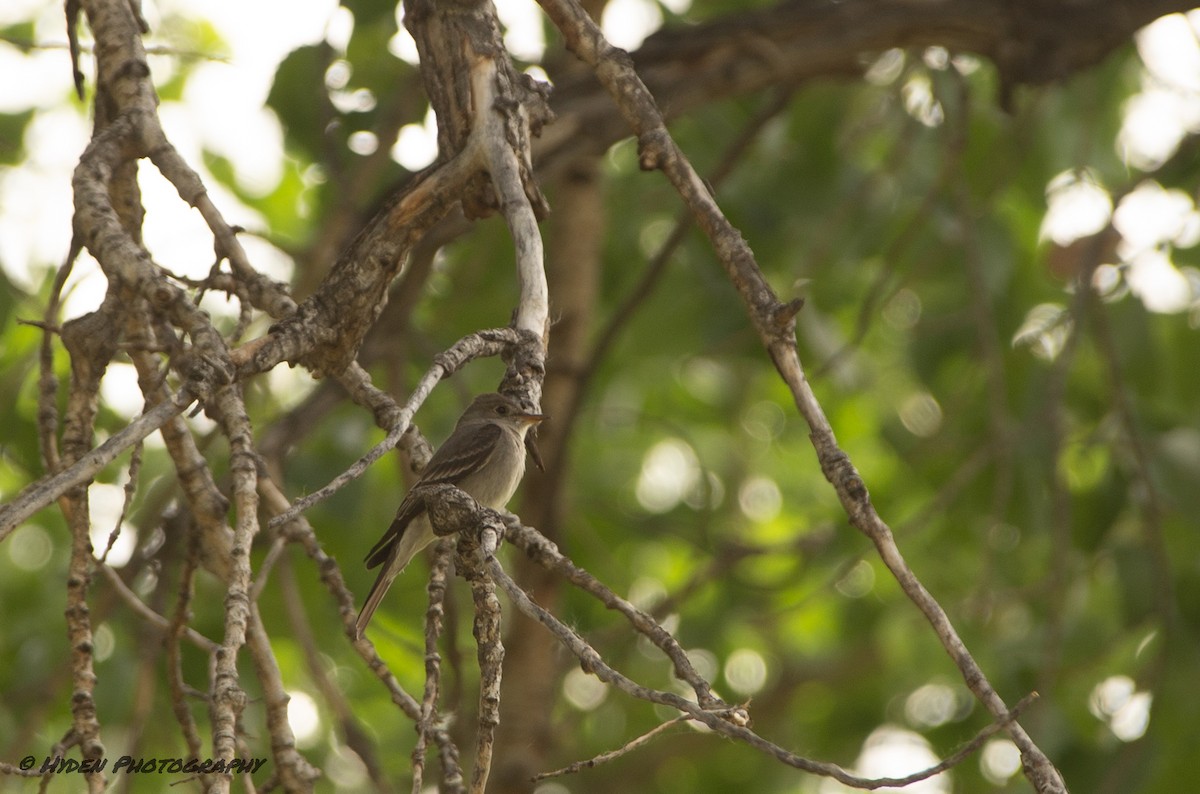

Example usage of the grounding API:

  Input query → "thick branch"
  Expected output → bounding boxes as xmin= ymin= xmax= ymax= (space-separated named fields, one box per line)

xmin=538 ymin=0 xmax=1193 ymax=171
xmin=249 ymin=153 xmax=483 ymax=377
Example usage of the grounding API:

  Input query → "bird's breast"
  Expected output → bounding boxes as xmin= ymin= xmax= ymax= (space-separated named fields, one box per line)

xmin=462 ymin=428 xmax=526 ymax=509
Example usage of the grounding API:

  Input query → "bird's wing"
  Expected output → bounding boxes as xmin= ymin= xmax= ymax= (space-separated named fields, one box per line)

xmin=363 ymin=421 xmax=503 ymax=569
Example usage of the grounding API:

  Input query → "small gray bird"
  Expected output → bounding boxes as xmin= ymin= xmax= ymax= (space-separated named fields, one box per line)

xmin=355 ymin=392 xmax=545 ymax=638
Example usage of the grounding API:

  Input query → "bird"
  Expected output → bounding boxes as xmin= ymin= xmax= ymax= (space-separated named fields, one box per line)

xmin=355 ymin=392 xmax=545 ymax=638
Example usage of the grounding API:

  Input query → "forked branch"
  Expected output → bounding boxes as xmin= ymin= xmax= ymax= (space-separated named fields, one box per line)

xmin=535 ymin=0 xmax=1067 ymax=790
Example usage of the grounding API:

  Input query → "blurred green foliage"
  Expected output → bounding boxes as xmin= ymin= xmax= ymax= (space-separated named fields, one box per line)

xmin=3 ymin=2 xmax=1200 ymax=793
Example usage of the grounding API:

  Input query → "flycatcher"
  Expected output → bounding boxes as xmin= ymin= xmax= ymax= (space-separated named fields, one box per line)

xmin=355 ymin=392 xmax=545 ymax=638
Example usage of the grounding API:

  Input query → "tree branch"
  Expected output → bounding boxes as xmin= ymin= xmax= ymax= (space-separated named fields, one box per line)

xmin=536 ymin=1 xmax=1069 ymax=790
xmin=267 ymin=327 xmax=528 ymax=529
xmin=538 ymin=0 xmax=1195 ymax=173
xmin=0 ymin=388 xmax=194 ymax=538
xmin=412 ymin=538 xmax=457 ymax=794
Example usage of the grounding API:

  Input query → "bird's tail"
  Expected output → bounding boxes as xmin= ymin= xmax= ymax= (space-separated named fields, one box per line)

xmin=354 ymin=522 xmax=434 ymax=639
xmin=354 ymin=565 xmax=393 ymax=640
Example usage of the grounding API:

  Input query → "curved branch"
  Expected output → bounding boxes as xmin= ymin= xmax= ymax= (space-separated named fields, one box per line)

xmin=489 ymin=541 xmax=1034 ymax=790
xmin=536 ymin=0 xmax=1069 ymax=790
xmin=267 ymin=327 xmax=526 ymax=529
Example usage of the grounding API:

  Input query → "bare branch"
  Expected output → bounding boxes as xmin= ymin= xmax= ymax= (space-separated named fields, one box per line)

xmin=457 ymin=520 xmax=506 ymax=794
xmin=261 ymin=477 xmax=468 ymax=777
xmin=95 ymin=563 xmax=218 ymax=652
xmin=0 ymin=389 xmax=194 ymax=539
xmin=34 ymin=241 xmax=81 ymax=477
xmin=412 ymin=538 xmax=455 ymax=794
xmin=533 ymin=716 xmax=688 ymax=781
xmin=471 ymin=58 xmax=551 ymax=343
xmin=166 ymin=532 xmax=211 ymax=784
xmin=244 ymin=149 xmax=488 ymax=378
xmin=267 ymin=327 xmax=526 ymax=529
xmin=505 ymin=521 xmax=728 ymax=711
xmin=245 ymin=607 xmax=322 ymax=789
xmin=64 ymin=497 xmax=105 ymax=794
xmin=535 ymin=2 xmax=1068 ymax=790
xmin=563 ymin=88 xmax=794 ymax=446
xmin=492 ymin=529 xmax=1035 ymax=790
xmin=206 ymin=387 xmax=261 ymax=792
xmin=94 ymin=441 xmax=141 ymax=566
xmin=0 ymin=761 xmax=42 ymax=779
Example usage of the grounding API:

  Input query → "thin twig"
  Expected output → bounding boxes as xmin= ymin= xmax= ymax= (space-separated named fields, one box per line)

xmin=505 ymin=521 xmax=727 ymax=710
xmin=267 ymin=328 xmax=524 ymax=529
xmin=0 ymin=761 xmax=42 ymax=778
xmin=262 ymin=477 xmax=466 ymax=779
xmin=206 ymin=401 xmax=256 ymax=793
xmin=488 ymin=548 xmax=1004 ymax=790
xmin=245 ymin=605 xmax=321 ymax=788
xmin=166 ymin=532 xmax=209 ymax=784
xmin=561 ymin=89 xmax=794 ymax=443
xmin=533 ymin=716 xmax=688 ymax=780
xmin=96 ymin=441 xmax=142 ymax=565
xmin=582 ymin=88 xmax=793 ymax=391
xmin=275 ymin=551 xmax=390 ymax=792
xmin=96 ymin=563 xmax=219 ymax=652
xmin=34 ymin=239 xmax=81 ymax=476
xmin=493 ymin=514 xmax=1041 ymax=788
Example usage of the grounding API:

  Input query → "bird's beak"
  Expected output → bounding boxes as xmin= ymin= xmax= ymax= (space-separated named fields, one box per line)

xmin=519 ymin=413 xmax=546 ymax=426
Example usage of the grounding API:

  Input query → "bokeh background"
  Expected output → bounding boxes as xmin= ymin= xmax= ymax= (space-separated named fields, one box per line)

xmin=3 ymin=1 xmax=1200 ymax=792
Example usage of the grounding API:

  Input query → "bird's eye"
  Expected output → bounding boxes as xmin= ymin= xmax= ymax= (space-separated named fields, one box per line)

xmin=496 ymin=404 xmax=510 ymax=415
